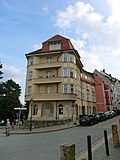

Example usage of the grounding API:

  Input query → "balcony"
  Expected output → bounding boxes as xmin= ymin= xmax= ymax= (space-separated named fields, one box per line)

xmin=34 ymin=62 xmax=62 ymax=69
xmin=33 ymin=76 xmax=62 ymax=84
xmin=25 ymin=93 xmax=77 ymax=101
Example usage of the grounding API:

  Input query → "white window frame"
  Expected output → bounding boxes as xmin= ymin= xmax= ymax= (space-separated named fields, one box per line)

xmin=46 ymin=86 xmax=51 ymax=94
xmin=63 ymin=68 xmax=68 ymax=77
xmin=47 ymin=71 xmax=52 ymax=78
xmin=28 ymin=86 xmax=32 ymax=95
xmin=70 ymin=68 xmax=74 ymax=78
xmin=63 ymin=53 xmax=68 ymax=62
xmin=29 ymin=57 xmax=34 ymax=65
xmin=86 ymin=84 xmax=89 ymax=90
xmin=63 ymin=84 xmax=68 ymax=93
xmin=70 ymin=84 xmax=74 ymax=94
xmin=47 ymin=57 xmax=52 ymax=63
xmin=29 ymin=71 xmax=32 ymax=80
xmin=49 ymin=42 xmax=61 ymax=50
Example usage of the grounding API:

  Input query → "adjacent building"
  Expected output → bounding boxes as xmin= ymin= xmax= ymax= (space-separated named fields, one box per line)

xmin=94 ymin=69 xmax=120 ymax=111
xmin=81 ymin=69 xmax=96 ymax=114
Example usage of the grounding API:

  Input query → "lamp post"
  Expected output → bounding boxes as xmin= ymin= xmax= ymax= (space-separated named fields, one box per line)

xmin=30 ymin=98 xmax=33 ymax=131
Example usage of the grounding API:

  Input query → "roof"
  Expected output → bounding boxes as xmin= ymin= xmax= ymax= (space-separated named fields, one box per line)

xmin=43 ymin=34 xmax=69 ymax=43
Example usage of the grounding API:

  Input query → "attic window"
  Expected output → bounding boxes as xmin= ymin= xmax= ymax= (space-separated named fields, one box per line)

xmin=49 ymin=42 xmax=61 ymax=50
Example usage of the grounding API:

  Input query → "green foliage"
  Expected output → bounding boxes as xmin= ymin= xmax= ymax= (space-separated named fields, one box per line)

xmin=0 ymin=79 xmax=22 ymax=122
xmin=0 ymin=63 xmax=3 ymax=79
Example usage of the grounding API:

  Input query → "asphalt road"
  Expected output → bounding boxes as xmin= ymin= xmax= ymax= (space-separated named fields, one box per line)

xmin=0 ymin=116 xmax=119 ymax=160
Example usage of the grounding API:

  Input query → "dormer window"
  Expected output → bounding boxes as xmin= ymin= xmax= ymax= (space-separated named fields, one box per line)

xmin=49 ymin=42 xmax=61 ymax=50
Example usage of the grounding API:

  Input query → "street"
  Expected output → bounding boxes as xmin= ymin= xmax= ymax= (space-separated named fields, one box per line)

xmin=0 ymin=116 xmax=119 ymax=160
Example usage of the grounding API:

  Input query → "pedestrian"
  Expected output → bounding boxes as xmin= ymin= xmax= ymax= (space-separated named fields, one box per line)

xmin=12 ymin=121 xmax=15 ymax=130
xmin=5 ymin=119 xmax=10 ymax=136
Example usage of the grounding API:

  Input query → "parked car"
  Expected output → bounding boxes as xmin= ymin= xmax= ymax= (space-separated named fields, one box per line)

xmin=97 ymin=112 xmax=107 ymax=121
xmin=79 ymin=114 xmax=98 ymax=126
xmin=93 ymin=113 xmax=101 ymax=122
xmin=104 ymin=111 xmax=113 ymax=119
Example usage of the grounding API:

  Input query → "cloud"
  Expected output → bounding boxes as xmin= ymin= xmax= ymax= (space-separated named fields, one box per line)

xmin=32 ymin=43 xmax=42 ymax=50
xmin=41 ymin=4 xmax=49 ymax=12
xmin=2 ymin=65 xmax=25 ymax=83
xmin=55 ymin=0 xmax=120 ymax=73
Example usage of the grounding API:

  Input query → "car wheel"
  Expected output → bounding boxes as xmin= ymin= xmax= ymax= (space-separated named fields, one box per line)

xmin=90 ymin=122 xmax=94 ymax=126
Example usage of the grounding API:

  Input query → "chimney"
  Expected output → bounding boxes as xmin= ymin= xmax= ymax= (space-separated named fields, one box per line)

xmin=103 ymin=69 xmax=105 ymax=72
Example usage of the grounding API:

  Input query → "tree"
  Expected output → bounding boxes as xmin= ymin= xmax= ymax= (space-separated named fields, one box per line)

xmin=0 ymin=79 xmax=22 ymax=122
xmin=0 ymin=61 xmax=3 ymax=79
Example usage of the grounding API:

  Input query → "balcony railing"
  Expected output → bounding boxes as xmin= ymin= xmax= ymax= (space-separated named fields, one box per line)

xmin=34 ymin=61 xmax=62 ymax=69
xmin=33 ymin=76 xmax=62 ymax=84
xmin=25 ymin=93 xmax=77 ymax=101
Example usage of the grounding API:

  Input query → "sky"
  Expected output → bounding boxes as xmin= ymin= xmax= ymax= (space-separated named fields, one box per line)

xmin=0 ymin=0 xmax=120 ymax=104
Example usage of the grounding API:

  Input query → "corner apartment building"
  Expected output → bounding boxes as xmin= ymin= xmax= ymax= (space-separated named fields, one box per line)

xmin=81 ymin=69 xmax=96 ymax=114
xmin=25 ymin=35 xmax=83 ymax=120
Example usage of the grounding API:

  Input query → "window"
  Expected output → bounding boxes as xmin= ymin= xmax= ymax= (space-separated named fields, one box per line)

xmin=47 ymin=71 xmax=52 ymax=78
xmin=81 ymin=82 xmax=84 ymax=89
xmin=29 ymin=57 xmax=34 ymax=65
xmin=87 ymin=94 xmax=90 ymax=101
xmin=42 ymin=103 xmax=53 ymax=117
xmin=49 ymin=42 xmax=61 ymax=50
xmin=63 ymin=84 xmax=68 ymax=93
xmin=69 ymin=54 xmax=73 ymax=62
xmin=85 ymin=75 xmax=87 ymax=79
xmin=63 ymin=53 xmax=68 ymax=62
xmin=47 ymin=57 xmax=52 ymax=63
xmin=92 ymin=86 xmax=95 ymax=92
xmin=33 ymin=104 xmax=38 ymax=115
xmin=59 ymin=105 xmax=63 ymax=115
xmin=69 ymin=54 xmax=76 ymax=64
xmin=73 ymin=55 xmax=76 ymax=64
xmin=46 ymin=86 xmax=51 ymax=94
xmin=28 ymin=86 xmax=32 ymax=95
xmin=70 ymin=84 xmax=74 ymax=94
xmin=70 ymin=69 xmax=74 ymax=78
xmin=74 ymin=70 xmax=76 ymax=78
xmin=86 ymin=84 xmax=89 ymax=90
xmin=63 ymin=68 xmax=68 ymax=77
xmin=28 ymin=71 xmax=32 ymax=80
xmin=82 ymin=93 xmax=84 ymax=100
xmin=92 ymin=95 xmax=95 ymax=102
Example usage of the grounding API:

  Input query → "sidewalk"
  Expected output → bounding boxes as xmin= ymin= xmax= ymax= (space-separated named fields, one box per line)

xmin=10 ymin=122 xmax=77 ymax=135
xmin=77 ymin=132 xmax=120 ymax=160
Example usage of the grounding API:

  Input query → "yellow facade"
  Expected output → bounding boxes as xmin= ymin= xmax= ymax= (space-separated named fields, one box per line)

xmin=81 ymin=69 xmax=96 ymax=115
xmin=25 ymin=35 xmax=96 ymax=121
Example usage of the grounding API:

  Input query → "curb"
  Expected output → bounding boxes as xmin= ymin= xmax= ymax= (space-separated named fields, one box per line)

xmin=9 ymin=125 xmax=78 ymax=135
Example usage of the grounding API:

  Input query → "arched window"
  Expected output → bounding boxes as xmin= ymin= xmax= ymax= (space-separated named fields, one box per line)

xmin=33 ymin=104 xmax=38 ymax=115
xmin=93 ymin=107 xmax=96 ymax=113
xmin=58 ymin=104 xmax=63 ymax=115
xmin=42 ymin=103 xmax=53 ymax=117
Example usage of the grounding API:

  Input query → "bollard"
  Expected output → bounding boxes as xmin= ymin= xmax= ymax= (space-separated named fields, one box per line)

xmin=112 ymin=125 xmax=119 ymax=147
xmin=60 ymin=143 xmax=75 ymax=160
xmin=87 ymin=135 xmax=92 ymax=160
xmin=104 ymin=130 xmax=110 ymax=156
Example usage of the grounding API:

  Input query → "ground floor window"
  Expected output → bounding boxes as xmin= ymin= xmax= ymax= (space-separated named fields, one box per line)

xmin=42 ymin=103 xmax=53 ymax=117
xmin=58 ymin=105 xmax=63 ymax=115
xmin=33 ymin=104 xmax=38 ymax=115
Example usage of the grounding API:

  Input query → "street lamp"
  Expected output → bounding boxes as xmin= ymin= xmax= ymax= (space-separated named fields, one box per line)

xmin=30 ymin=98 xmax=33 ymax=131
